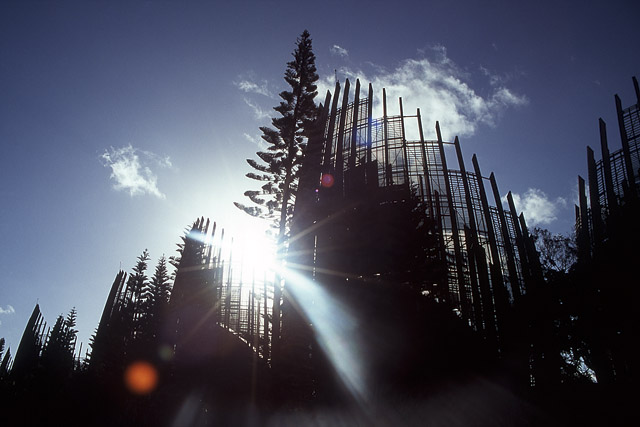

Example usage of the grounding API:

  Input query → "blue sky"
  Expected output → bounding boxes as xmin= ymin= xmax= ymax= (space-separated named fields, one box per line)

xmin=1 ymin=0 xmax=639 ymax=354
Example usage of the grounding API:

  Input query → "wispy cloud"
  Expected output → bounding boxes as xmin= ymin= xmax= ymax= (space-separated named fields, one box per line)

xmin=101 ymin=145 xmax=171 ymax=199
xmin=491 ymin=87 xmax=528 ymax=107
xmin=330 ymin=44 xmax=349 ymax=58
xmin=234 ymin=79 xmax=273 ymax=97
xmin=0 ymin=305 xmax=15 ymax=315
xmin=243 ymin=97 xmax=271 ymax=120
xmin=479 ymin=64 xmax=525 ymax=90
xmin=317 ymin=45 xmax=528 ymax=140
xmin=507 ymin=189 xmax=567 ymax=226
xmin=479 ymin=65 xmax=503 ymax=87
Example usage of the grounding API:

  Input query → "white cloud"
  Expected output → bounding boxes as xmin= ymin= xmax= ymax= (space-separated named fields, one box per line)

xmin=0 ymin=305 xmax=15 ymax=315
xmin=101 ymin=145 xmax=170 ymax=199
xmin=364 ymin=61 xmax=387 ymax=74
xmin=480 ymin=65 xmax=527 ymax=91
xmin=480 ymin=65 xmax=505 ymax=87
xmin=506 ymin=189 xmax=567 ymax=226
xmin=317 ymin=46 xmax=528 ymax=140
xmin=330 ymin=44 xmax=349 ymax=58
xmin=234 ymin=79 xmax=273 ymax=97
xmin=491 ymin=87 xmax=527 ymax=106
xmin=243 ymin=97 xmax=271 ymax=120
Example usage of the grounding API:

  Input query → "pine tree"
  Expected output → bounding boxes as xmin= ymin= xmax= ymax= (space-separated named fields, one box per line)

xmin=131 ymin=250 xmax=151 ymax=292
xmin=235 ymin=31 xmax=319 ymax=362
xmin=128 ymin=249 xmax=150 ymax=339
xmin=235 ymin=30 xmax=319 ymax=241
xmin=41 ymin=308 xmax=78 ymax=377
xmin=139 ymin=255 xmax=172 ymax=346
xmin=64 ymin=307 xmax=78 ymax=349
xmin=149 ymin=255 xmax=172 ymax=307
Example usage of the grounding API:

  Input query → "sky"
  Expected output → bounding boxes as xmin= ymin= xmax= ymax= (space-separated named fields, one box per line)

xmin=1 ymin=0 xmax=639 ymax=355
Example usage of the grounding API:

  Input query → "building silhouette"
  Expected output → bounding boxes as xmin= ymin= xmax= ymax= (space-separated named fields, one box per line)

xmin=87 ymin=80 xmax=545 ymax=406
xmin=576 ymin=76 xmax=640 ymax=253
xmin=574 ymin=77 xmax=639 ymax=383
xmin=280 ymin=79 xmax=543 ymax=399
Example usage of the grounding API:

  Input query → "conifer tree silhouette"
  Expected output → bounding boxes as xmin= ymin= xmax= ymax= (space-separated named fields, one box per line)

xmin=39 ymin=307 xmax=78 ymax=385
xmin=235 ymin=30 xmax=319 ymax=363
xmin=126 ymin=249 xmax=150 ymax=343
xmin=138 ymin=255 xmax=172 ymax=352
xmin=235 ymin=30 xmax=319 ymax=235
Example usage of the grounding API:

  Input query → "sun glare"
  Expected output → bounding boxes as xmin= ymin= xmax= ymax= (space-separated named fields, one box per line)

xmin=280 ymin=266 xmax=367 ymax=404
xmin=221 ymin=219 xmax=279 ymax=279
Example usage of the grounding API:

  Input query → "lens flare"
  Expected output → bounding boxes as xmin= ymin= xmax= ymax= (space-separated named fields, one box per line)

xmin=280 ymin=265 xmax=367 ymax=404
xmin=124 ymin=361 xmax=158 ymax=395
xmin=320 ymin=173 xmax=335 ymax=188
xmin=158 ymin=345 xmax=174 ymax=362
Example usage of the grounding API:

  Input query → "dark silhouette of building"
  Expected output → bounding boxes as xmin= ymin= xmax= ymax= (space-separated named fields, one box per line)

xmin=279 ymin=79 xmax=543 ymax=401
xmin=576 ymin=76 xmax=640 ymax=253
xmin=574 ymin=76 xmax=639 ymax=384
xmin=10 ymin=304 xmax=46 ymax=380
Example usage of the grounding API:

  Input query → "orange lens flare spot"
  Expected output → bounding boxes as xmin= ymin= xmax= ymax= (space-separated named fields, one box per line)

xmin=320 ymin=173 xmax=334 ymax=188
xmin=124 ymin=361 xmax=158 ymax=395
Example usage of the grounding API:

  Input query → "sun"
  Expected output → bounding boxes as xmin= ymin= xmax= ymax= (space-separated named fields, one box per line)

xmin=221 ymin=217 xmax=279 ymax=278
xmin=237 ymin=229 xmax=278 ymax=275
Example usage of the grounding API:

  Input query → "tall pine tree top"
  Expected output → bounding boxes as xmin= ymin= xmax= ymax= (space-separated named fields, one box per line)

xmin=273 ymin=30 xmax=319 ymax=147
xmin=235 ymin=30 xmax=319 ymax=239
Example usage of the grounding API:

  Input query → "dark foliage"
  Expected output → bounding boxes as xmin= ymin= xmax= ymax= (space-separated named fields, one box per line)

xmin=530 ymin=227 xmax=578 ymax=279
xmin=235 ymin=30 xmax=319 ymax=242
